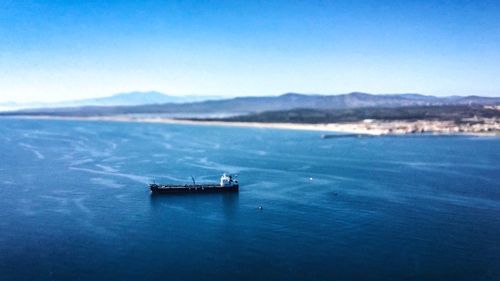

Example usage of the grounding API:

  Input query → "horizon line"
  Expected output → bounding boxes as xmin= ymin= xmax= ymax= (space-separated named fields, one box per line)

xmin=2 ymin=90 xmax=500 ymax=105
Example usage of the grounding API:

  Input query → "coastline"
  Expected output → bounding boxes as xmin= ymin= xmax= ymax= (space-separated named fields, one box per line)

xmin=4 ymin=115 xmax=500 ymax=136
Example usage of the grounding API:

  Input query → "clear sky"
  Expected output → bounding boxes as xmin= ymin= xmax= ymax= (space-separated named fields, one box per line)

xmin=0 ymin=0 xmax=499 ymax=102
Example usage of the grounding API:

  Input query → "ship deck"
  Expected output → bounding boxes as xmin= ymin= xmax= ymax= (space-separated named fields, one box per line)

xmin=149 ymin=183 xmax=239 ymax=194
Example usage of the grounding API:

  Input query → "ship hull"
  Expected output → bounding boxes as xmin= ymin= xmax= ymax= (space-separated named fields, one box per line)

xmin=149 ymin=184 xmax=239 ymax=194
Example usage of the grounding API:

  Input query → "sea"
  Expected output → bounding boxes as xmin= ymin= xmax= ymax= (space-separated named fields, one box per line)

xmin=0 ymin=118 xmax=499 ymax=281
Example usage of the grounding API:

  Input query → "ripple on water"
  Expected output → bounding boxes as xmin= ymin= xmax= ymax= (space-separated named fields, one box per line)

xmin=69 ymin=167 xmax=150 ymax=184
xmin=19 ymin=142 xmax=45 ymax=159
xmin=90 ymin=177 xmax=124 ymax=189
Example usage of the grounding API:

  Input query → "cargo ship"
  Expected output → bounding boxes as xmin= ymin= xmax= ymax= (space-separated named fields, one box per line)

xmin=149 ymin=174 xmax=239 ymax=194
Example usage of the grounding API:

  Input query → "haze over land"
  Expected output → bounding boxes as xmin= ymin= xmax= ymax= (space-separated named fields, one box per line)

xmin=0 ymin=91 xmax=222 ymax=111
xmin=3 ymin=91 xmax=499 ymax=136
xmin=2 ymin=91 xmax=498 ymax=116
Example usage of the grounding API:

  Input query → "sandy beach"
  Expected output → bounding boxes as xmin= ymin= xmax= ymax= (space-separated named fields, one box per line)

xmin=6 ymin=115 xmax=500 ymax=136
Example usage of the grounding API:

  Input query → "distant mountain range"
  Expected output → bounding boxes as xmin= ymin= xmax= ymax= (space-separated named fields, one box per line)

xmin=0 ymin=91 xmax=221 ymax=111
xmin=59 ymin=91 xmax=222 ymax=106
xmin=2 ymin=92 xmax=500 ymax=117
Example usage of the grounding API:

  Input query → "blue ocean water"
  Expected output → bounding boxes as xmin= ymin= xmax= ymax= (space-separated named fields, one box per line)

xmin=0 ymin=118 xmax=499 ymax=281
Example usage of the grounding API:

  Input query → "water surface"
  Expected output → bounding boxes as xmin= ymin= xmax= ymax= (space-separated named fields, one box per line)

xmin=0 ymin=119 xmax=499 ymax=280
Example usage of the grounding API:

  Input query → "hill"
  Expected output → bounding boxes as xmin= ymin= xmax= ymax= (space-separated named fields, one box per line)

xmin=204 ymin=105 xmax=500 ymax=124
xmin=2 ymin=92 xmax=500 ymax=117
xmin=0 ymin=91 xmax=221 ymax=111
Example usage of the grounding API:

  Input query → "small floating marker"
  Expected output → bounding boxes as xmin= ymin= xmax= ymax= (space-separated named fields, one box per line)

xmin=257 ymin=206 xmax=263 ymax=210
xmin=309 ymin=177 xmax=313 ymax=181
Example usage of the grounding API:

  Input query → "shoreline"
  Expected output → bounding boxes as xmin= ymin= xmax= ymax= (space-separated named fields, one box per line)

xmin=3 ymin=115 xmax=500 ymax=137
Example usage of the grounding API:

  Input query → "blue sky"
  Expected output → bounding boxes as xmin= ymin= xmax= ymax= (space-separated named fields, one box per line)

xmin=0 ymin=0 xmax=499 ymax=102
